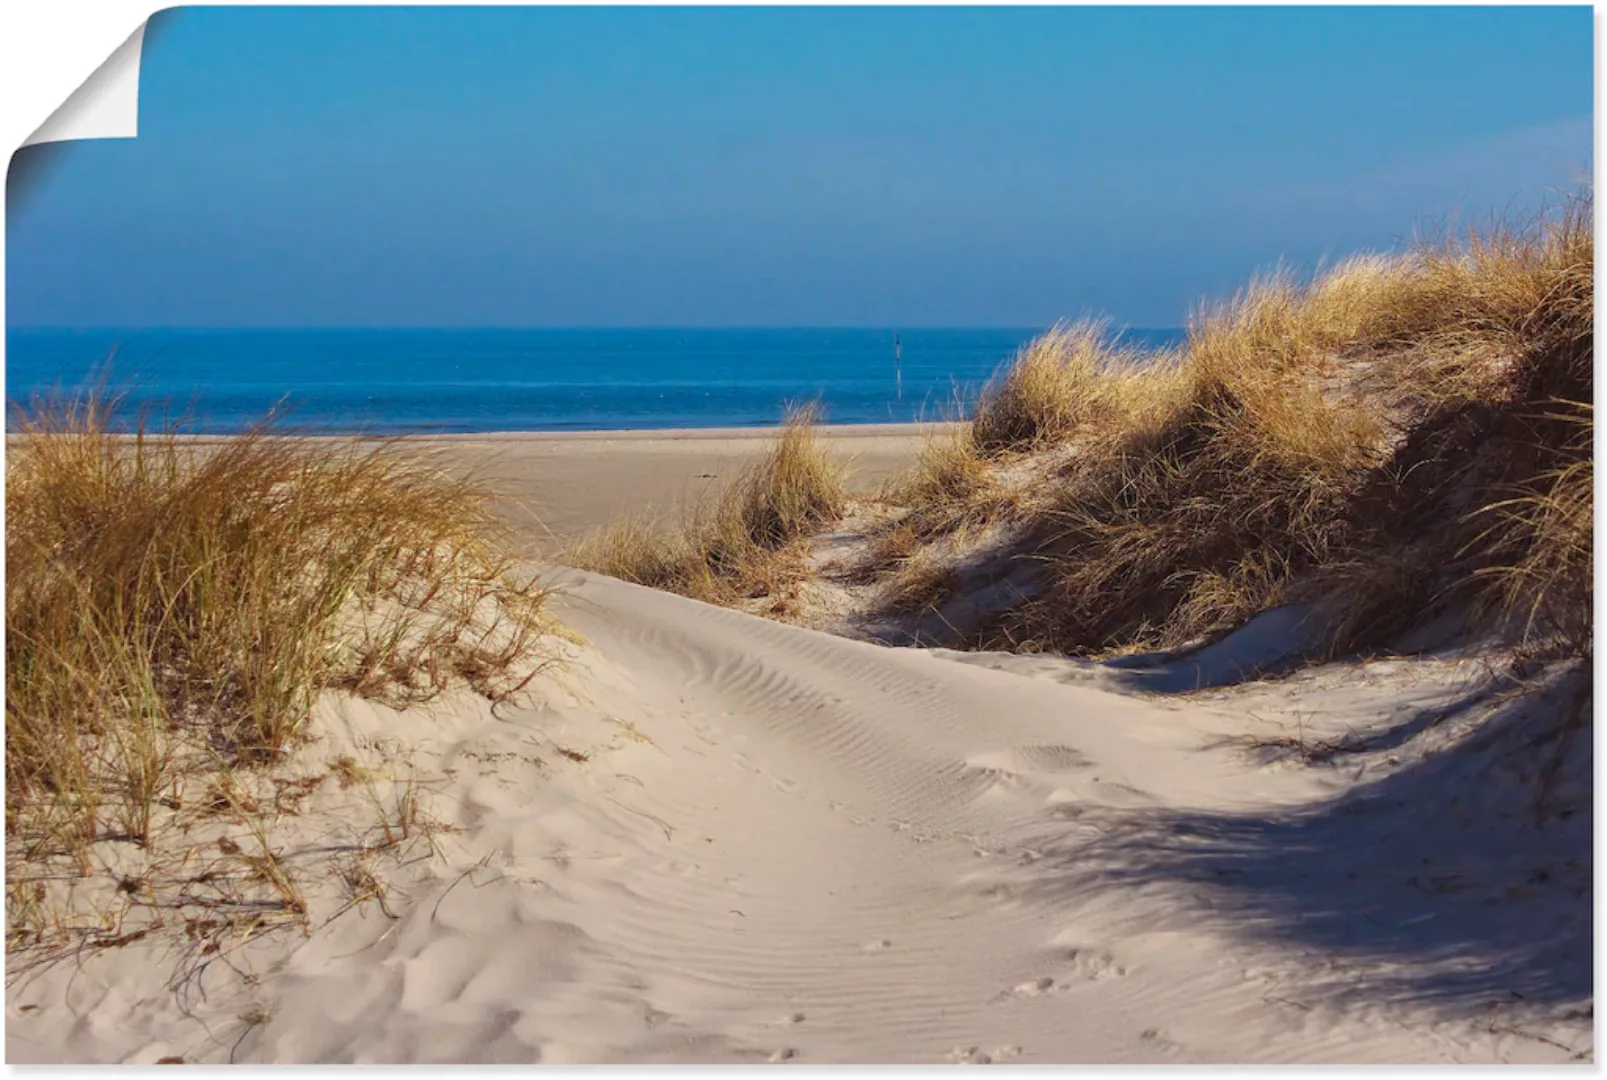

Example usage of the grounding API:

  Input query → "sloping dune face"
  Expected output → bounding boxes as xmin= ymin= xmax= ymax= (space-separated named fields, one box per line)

xmin=8 ymin=572 xmax=1589 ymax=1064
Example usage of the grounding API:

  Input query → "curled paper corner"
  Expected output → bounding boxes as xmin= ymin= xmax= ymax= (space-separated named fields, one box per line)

xmin=23 ymin=21 xmax=148 ymax=147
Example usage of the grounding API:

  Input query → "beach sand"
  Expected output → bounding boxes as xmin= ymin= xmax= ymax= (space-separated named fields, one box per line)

xmin=6 ymin=430 xmax=1590 ymax=1065
xmin=419 ymin=424 xmax=942 ymax=547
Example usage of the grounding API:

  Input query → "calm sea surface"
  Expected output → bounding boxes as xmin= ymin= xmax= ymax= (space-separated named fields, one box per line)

xmin=5 ymin=327 xmax=1186 ymax=434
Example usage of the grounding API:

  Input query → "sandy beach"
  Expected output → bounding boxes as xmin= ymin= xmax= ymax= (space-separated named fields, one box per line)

xmin=418 ymin=424 xmax=943 ymax=546
xmin=5 ymin=427 xmax=1590 ymax=1065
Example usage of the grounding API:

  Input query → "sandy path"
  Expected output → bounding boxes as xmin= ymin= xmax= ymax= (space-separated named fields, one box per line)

xmin=6 ymin=570 xmax=1588 ymax=1064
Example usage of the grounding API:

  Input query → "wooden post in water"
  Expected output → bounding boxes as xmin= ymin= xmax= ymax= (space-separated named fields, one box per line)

xmin=894 ymin=333 xmax=902 ymax=402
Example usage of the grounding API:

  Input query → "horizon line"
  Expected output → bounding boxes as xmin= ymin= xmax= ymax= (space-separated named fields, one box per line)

xmin=8 ymin=323 xmax=1188 ymax=334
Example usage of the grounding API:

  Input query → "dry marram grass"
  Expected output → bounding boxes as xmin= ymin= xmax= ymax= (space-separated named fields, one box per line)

xmin=568 ymin=403 xmax=846 ymax=604
xmin=971 ymin=320 xmax=1184 ymax=457
xmin=882 ymin=193 xmax=1592 ymax=662
xmin=6 ymin=396 xmax=560 ymax=952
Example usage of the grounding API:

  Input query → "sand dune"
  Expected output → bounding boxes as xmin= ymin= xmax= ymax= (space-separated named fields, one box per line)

xmin=6 ymin=569 xmax=1589 ymax=1064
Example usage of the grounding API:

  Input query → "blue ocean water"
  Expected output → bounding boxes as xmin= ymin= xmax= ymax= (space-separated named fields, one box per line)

xmin=5 ymin=327 xmax=1186 ymax=434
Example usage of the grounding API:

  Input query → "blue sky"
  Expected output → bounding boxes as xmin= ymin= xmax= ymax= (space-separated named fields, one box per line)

xmin=6 ymin=5 xmax=1593 ymax=329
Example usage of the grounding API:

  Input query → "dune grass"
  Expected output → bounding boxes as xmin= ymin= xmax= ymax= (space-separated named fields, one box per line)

xmin=971 ymin=320 xmax=1183 ymax=457
xmin=886 ymin=192 xmax=1592 ymax=662
xmin=567 ymin=403 xmax=847 ymax=604
xmin=6 ymin=395 xmax=558 ymax=871
xmin=876 ymin=424 xmax=1016 ymax=544
xmin=1466 ymin=403 xmax=1592 ymax=656
xmin=876 ymin=546 xmax=964 ymax=617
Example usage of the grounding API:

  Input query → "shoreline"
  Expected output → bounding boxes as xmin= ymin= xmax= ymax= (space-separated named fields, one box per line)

xmin=413 ymin=420 xmax=960 ymax=442
xmin=23 ymin=420 xmax=958 ymax=443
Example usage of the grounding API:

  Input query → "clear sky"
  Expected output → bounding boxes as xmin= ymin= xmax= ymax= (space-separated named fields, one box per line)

xmin=6 ymin=5 xmax=1593 ymax=329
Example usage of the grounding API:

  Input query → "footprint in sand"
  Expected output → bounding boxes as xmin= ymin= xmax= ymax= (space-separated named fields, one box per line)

xmin=985 ymin=770 xmax=1031 ymax=792
xmin=862 ymin=938 xmax=892 ymax=952
xmin=1065 ymin=946 xmax=1128 ymax=980
xmin=947 ymin=1045 xmax=994 ymax=1064
xmin=974 ymin=881 xmax=1026 ymax=903
xmin=995 ymin=947 xmax=1126 ymax=1003
xmin=1139 ymin=1027 xmax=1186 ymax=1056
xmin=828 ymin=800 xmax=871 ymax=827
xmin=993 ymin=976 xmax=1057 ymax=1003
xmin=1019 ymin=978 xmax=1052 ymax=996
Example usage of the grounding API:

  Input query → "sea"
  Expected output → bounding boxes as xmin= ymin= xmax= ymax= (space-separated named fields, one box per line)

xmin=4 ymin=327 xmax=1187 ymax=434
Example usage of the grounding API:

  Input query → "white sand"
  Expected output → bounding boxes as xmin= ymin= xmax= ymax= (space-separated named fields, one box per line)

xmin=7 ymin=567 xmax=1589 ymax=1064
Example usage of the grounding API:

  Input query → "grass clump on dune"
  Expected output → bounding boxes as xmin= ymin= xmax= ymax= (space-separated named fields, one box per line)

xmin=887 ymin=192 xmax=1592 ymax=663
xmin=971 ymin=320 xmax=1170 ymax=456
xmin=6 ymin=395 xmax=559 ymax=874
xmin=871 ymin=323 xmax=1186 ymax=562
xmin=569 ymin=403 xmax=846 ymax=605
xmin=877 ymin=425 xmax=1011 ymax=544
xmin=997 ymin=294 xmax=1391 ymax=653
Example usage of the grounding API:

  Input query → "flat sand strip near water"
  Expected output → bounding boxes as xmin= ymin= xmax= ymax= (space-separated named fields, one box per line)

xmin=410 ymin=423 xmax=945 ymax=548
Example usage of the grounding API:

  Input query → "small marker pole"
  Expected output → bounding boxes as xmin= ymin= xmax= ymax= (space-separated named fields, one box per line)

xmin=895 ymin=333 xmax=903 ymax=401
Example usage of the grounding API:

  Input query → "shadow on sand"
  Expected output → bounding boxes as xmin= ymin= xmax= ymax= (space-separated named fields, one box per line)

xmin=1028 ymin=664 xmax=1592 ymax=1018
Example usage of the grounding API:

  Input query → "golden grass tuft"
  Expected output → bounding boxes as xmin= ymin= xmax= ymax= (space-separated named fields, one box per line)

xmin=568 ymin=403 xmax=846 ymax=604
xmin=971 ymin=320 xmax=1159 ymax=455
xmin=5 ymin=395 xmax=558 ymax=862
xmin=892 ymin=425 xmax=993 ymax=508
xmin=732 ymin=401 xmax=847 ymax=548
